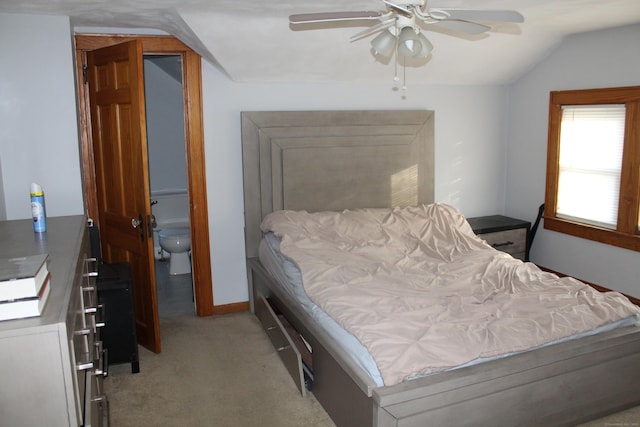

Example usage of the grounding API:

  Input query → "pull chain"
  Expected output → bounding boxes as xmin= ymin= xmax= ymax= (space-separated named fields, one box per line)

xmin=402 ymin=59 xmax=407 ymax=99
xmin=393 ymin=23 xmax=400 ymax=91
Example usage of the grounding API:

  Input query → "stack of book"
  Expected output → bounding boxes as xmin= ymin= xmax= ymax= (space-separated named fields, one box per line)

xmin=0 ymin=254 xmax=50 ymax=321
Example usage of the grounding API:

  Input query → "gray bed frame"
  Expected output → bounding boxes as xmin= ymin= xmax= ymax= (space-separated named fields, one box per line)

xmin=241 ymin=110 xmax=640 ymax=427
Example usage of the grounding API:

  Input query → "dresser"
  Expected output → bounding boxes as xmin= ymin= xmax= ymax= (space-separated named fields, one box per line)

xmin=467 ymin=215 xmax=531 ymax=261
xmin=0 ymin=215 xmax=108 ymax=426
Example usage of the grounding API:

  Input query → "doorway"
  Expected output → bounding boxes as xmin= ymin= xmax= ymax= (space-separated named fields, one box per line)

xmin=144 ymin=54 xmax=195 ymax=317
xmin=75 ymin=34 xmax=214 ymax=352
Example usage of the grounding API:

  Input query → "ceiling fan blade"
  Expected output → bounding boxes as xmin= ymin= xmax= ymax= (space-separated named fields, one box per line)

xmin=350 ymin=19 xmax=395 ymax=41
xmin=438 ymin=9 xmax=524 ymax=23
xmin=289 ymin=11 xmax=383 ymax=24
xmin=430 ymin=19 xmax=491 ymax=35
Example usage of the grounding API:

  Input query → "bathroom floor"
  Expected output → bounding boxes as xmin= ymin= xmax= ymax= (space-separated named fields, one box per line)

xmin=155 ymin=258 xmax=195 ymax=317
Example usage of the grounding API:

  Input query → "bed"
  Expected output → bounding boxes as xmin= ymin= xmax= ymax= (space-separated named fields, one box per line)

xmin=241 ymin=110 xmax=640 ymax=427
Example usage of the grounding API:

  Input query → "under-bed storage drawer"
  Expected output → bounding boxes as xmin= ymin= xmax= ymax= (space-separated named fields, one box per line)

xmin=255 ymin=296 xmax=307 ymax=396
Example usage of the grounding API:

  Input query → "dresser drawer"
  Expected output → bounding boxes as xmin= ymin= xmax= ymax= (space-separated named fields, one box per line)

xmin=467 ymin=215 xmax=531 ymax=261
xmin=477 ymin=228 xmax=527 ymax=261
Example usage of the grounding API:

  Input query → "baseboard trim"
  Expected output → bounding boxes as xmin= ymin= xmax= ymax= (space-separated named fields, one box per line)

xmin=212 ymin=301 xmax=250 ymax=315
xmin=538 ymin=265 xmax=640 ymax=306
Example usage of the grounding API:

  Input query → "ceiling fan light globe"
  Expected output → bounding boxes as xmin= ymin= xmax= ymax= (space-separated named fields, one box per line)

xmin=397 ymin=26 xmax=421 ymax=57
xmin=413 ymin=32 xmax=433 ymax=58
xmin=399 ymin=40 xmax=421 ymax=56
xmin=371 ymin=30 xmax=396 ymax=57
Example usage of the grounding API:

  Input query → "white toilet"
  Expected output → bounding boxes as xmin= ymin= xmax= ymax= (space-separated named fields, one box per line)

xmin=158 ymin=227 xmax=192 ymax=275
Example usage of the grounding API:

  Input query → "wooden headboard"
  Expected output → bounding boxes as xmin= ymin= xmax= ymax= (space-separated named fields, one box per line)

xmin=241 ymin=110 xmax=435 ymax=257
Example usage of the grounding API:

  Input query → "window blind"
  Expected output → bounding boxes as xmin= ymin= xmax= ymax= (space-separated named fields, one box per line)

xmin=557 ymin=105 xmax=626 ymax=229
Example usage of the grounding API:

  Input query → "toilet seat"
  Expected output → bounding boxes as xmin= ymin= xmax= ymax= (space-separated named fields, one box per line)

xmin=158 ymin=227 xmax=190 ymax=239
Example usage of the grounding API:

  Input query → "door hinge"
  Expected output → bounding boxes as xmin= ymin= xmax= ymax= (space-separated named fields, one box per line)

xmin=82 ymin=65 xmax=88 ymax=84
xmin=147 ymin=214 xmax=155 ymax=238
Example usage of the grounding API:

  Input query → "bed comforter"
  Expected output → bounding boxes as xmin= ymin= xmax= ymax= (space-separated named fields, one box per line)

xmin=260 ymin=203 xmax=640 ymax=386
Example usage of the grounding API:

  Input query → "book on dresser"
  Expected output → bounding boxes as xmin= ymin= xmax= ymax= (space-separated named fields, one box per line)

xmin=0 ymin=273 xmax=51 ymax=321
xmin=0 ymin=253 xmax=49 ymax=301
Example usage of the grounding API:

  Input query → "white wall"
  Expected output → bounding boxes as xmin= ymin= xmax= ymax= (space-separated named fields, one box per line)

xmin=144 ymin=57 xmax=187 ymax=194
xmin=507 ymin=24 xmax=640 ymax=297
xmin=0 ymin=160 xmax=6 ymax=220
xmin=202 ymin=70 xmax=510 ymax=304
xmin=0 ymin=13 xmax=510 ymax=307
xmin=0 ymin=14 xmax=84 ymax=219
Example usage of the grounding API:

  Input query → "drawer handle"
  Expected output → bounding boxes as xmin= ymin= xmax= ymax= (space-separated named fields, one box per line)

xmin=91 ymin=393 xmax=110 ymax=426
xmin=266 ymin=326 xmax=277 ymax=331
xmin=91 ymin=393 xmax=108 ymax=403
xmin=277 ymin=345 xmax=291 ymax=352
xmin=76 ymin=360 xmax=94 ymax=371
xmin=492 ymin=241 xmax=514 ymax=248
xmin=94 ymin=341 xmax=106 ymax=376
xmin=101 ymin=348 xmax=109 ymax=378
xmin=74 ymin=328 xmax=91 ymax=336
xmin=94 ymin=304 xmax=106 ymax=329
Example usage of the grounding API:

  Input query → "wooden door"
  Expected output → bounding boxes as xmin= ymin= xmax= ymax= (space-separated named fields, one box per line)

xmin=87 ymin=40 xmax=161 ymax=352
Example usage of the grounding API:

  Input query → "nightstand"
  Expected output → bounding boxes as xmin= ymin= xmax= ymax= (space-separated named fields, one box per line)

xmin=467 ymin=215 xmax=531 ymax=262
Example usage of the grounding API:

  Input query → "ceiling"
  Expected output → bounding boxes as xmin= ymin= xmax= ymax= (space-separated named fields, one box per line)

xmin=2 ymin=0 xmax=640 ymax=85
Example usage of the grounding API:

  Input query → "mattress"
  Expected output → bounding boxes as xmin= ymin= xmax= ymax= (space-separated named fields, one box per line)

xmin=259 ymin=204 xmax=640 ymax=387
xmin=259 ymin=232 xmax=385 ymax=386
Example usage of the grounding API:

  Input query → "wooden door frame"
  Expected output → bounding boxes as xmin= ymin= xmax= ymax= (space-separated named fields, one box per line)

xmin=75 ymin=34 xmax=214 ymax=316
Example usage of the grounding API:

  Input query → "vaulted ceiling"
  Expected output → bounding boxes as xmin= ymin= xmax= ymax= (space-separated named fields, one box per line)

xmin=2 ymin=0 xmax=640 ymax=85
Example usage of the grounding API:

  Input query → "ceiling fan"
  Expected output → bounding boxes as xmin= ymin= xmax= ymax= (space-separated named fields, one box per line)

xmin=289 ymin=0 xmax=524 ymax=59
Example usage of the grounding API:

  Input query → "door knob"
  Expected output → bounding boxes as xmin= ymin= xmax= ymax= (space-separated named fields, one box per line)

xmin=132 ymin=214 xmax=145 ymax=240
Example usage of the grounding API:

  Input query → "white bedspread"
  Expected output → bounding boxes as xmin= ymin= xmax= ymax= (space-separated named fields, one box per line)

xmin=261 ymin=203 xmax=640 ymax=386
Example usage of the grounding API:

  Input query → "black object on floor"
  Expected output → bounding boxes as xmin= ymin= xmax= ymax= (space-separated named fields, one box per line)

xmin=97 ymin=262 xmax=140 ymax=374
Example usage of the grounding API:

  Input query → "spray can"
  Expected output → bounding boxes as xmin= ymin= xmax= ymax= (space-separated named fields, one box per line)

xmin=30 ymin=182 xmax=46 ymax=233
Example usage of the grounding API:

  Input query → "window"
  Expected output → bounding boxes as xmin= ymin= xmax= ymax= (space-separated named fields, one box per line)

xmin=556 ymin=104 xmax=625 ymax=229
xmin=544 ymin=86 xmax=640 ymax=252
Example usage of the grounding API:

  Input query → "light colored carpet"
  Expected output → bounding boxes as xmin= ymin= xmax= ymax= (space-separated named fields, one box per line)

xmin=105 ymin=312 xmax=639 ymax=427
xmin=106 ymin=313 xmax=334 ymax=427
